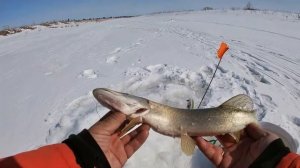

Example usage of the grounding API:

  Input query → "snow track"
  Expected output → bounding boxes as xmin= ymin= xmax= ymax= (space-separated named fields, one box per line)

xmin=0 ymin=10 xmax=299 ymax=166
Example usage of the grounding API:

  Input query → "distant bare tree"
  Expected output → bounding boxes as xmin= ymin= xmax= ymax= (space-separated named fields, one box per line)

xmin=202 ymin=7 xmax=213 ymax=11
xmin=244 ymin=2 xmax=255 ymax=10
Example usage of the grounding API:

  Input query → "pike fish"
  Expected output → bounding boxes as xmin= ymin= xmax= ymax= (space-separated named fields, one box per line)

xmin=93 ymin=88 xmax=258 ymax=155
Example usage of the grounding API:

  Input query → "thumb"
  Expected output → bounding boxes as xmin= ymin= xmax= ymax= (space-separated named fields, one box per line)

xmin=96 ymin=111 xmax=127 ymax=134
xmin=245 ymin=123 xmax=268 ymax=140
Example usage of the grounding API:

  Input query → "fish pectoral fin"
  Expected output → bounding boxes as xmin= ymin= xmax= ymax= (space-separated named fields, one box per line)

xmin=228 ymin=130 xmax=244 ymax=143
xmin=120 ymin=117 xmax=142 ymax=137
xmin=181 ymin=133 xmax=195 ymax=156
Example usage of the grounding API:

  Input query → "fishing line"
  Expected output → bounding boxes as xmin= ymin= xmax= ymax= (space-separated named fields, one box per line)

xmin=197 ymin=58 xmax=222 ymax=108
xmin=197 ymin=42 xmax=229 ymax=108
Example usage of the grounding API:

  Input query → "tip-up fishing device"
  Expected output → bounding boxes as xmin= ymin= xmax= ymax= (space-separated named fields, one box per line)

xmin=197 ymin=42 xmax=229 ymax=108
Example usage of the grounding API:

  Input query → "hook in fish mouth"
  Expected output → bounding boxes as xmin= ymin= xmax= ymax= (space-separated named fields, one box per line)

xmin=93 ymin=88 xmax=150 ymax=117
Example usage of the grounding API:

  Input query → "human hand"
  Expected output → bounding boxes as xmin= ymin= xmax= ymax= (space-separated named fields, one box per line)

xmin=194 ymin=123 xmax=279 ymax=168
xmin=89 ymin=111 xmax=150 ymax=168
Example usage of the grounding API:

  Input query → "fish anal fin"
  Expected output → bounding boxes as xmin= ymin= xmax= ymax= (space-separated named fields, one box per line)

xmin=228 ymin=130 xmax=244 ymax=143
xmin=220 ymin=94 xmax=253 ymax=111
xmin=120 ymin=117 xmax=142 ymax=137
xmin=181 ymin=133 xmax=195 ymax=156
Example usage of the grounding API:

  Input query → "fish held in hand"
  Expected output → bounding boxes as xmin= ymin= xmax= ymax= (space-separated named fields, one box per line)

xmin=93 ymin=88 xmax=258 ymax=155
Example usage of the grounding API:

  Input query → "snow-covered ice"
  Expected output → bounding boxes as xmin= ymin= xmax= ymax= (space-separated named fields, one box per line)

xmin=0 ymin=10 xmax=299 ymax=167
xmin=79 ymin=69 xmax=98 ymax=79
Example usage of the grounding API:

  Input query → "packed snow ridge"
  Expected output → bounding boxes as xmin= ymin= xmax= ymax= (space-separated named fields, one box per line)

xmin=0 ymin=10 xmax=299 ymax=167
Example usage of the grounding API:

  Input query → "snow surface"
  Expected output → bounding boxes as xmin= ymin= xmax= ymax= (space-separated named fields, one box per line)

xmin=0 ymin=10 xmax=299 ymax=167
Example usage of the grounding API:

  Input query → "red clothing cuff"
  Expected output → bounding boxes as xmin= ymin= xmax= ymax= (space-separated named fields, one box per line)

xmin=0 ymin=144 xmax=80 ymax=168
xmin=277 ymin=153 xmax=300 ymax=168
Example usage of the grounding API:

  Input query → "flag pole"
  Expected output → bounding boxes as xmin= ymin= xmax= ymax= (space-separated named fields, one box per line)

xmin=197 ymin=58 xmax=222 ymax=109
xmin=197 ymin=42 xmax=229 ymax=109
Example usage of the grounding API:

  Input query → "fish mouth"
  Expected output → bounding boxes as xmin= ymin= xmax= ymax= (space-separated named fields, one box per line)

xmin=93 ymin=88 xmax=150 ymax=116
xmin=93 ymin=88 xmax=124 ymax=111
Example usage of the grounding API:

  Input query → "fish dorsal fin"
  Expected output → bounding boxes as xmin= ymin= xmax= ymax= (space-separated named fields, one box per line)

xmin=181 ymin=133 xmax=195 ymax=156
xmin=220 ymin=94 xmax=253 ymax=111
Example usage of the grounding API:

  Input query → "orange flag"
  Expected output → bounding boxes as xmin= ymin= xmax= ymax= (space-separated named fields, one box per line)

xmin=217 ymin=42 xmax=229 ymax=59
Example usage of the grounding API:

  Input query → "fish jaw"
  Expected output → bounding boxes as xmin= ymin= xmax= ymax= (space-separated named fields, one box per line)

xmin=93 ymin=88 xmax=150 ymax=117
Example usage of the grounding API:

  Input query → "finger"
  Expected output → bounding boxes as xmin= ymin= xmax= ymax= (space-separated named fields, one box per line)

xmin=121 ymin=124 xmax=150 ymax=145
xmin=194 ymin=137 xmax=223 ymax=166
xmin=98 ymin=111 xmax=126 ymax=133
xmin=245 ymin=123 xmax=268 ymax=140
xmin=121 ymin=130 xmax=138 ymax=145
xmin=216 ymin=134 xmax=236 ymax=148
xmin=99 ymin=111 xmax=114 ymax=121
xmin=125 ymin=126 xmax=149 ymax=158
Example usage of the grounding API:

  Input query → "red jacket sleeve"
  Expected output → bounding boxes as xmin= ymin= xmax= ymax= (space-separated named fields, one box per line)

xmin=0 ymin=144 xmax=80 ymax=168
xmin=277 ymin=153 xmax=300 ymax=168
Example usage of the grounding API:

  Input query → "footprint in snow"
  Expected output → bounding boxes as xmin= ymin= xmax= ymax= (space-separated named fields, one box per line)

xmin=106 ymin=55 xmax=119 ymax=64
xmin=246 ymin=66 xmax=271 ymax=84
xmin=44 ymin=72 xmax=53 ymax=76
xmin=78 ymin=69 xmax=98 ymax=79
xmin=105 ymin=47 xmax=122 ymax=64
xmin=110 ymin=47 xmax=122 ymax=54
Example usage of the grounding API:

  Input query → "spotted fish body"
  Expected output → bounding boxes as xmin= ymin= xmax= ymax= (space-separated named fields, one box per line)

xmin=93 ymin=88 xmax=258 ymax=155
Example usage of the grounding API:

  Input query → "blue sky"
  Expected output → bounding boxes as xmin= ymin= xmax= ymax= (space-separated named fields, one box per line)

xmin=0 ymin=0 xmax=299 ymax=28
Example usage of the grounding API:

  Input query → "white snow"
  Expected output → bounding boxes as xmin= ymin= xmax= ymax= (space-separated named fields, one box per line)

xmin=79 ymin=69 xmax=98 ymax=79
xmin=0 ymin=10 xmax=299 ymax=167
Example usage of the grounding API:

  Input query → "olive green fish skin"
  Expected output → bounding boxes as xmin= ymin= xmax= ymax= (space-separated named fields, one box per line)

xmin=142 ymin=101 xmax=257 ymax=137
